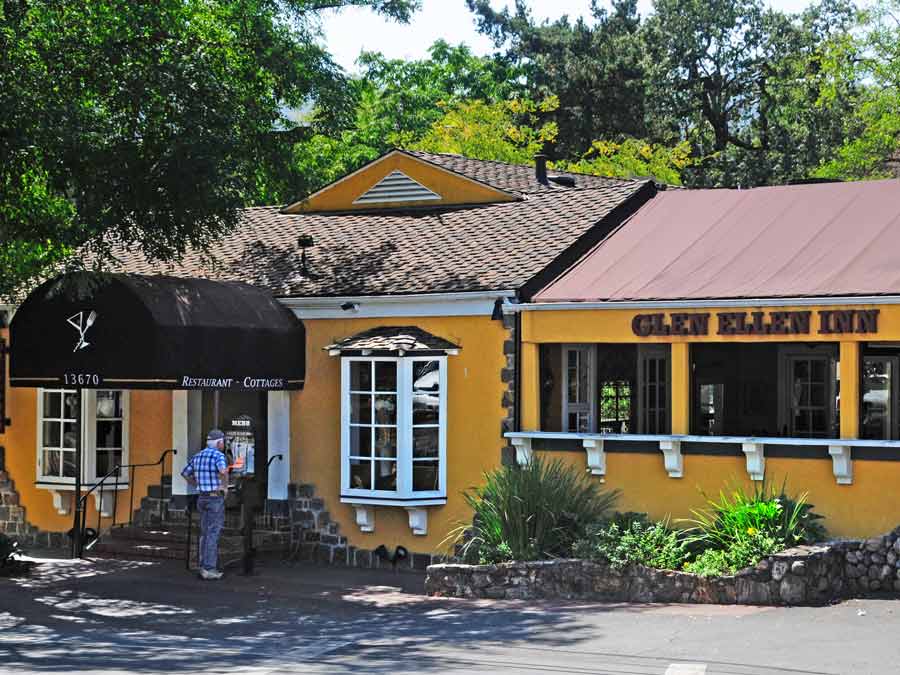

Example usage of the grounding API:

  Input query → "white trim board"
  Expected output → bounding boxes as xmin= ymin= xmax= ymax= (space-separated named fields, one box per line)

xmin=511 ymin=295 xmax=900 ymax=311
xmin=280 ymin=290 xmax=515 ymax=319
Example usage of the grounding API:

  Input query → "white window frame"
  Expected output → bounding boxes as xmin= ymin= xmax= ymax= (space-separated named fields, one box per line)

xmin=562 ymin=344 xmax=596 ymax=433
xmin=36 ymin=388 xmax=131 ymax=487
xmin=340 ymin=356 xmax=447 ymax=506
xmin=777 ymin=345 xmax=837 ymax=438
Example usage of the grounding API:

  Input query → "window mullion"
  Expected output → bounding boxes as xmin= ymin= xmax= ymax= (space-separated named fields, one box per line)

xmin=398 ymin=358 xmax=413 ymax=498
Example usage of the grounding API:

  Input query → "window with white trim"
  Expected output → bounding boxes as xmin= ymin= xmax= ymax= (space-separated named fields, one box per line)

xmin=341 ymin=357 xmax=447 ymax=504
xmin=37 ymin=389 xmax=130 ymax=485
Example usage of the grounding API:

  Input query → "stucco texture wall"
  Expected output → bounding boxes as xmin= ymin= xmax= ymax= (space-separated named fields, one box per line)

xmin=535 ymin=448 xmax=900 ymax=539
xmin=0 ymin=329 xmax=173 ymax=534
xmin=295 ymin=315 xmax=508 ymax=554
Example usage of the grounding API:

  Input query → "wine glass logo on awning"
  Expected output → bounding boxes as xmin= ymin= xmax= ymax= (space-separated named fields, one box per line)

xmin=67 ymin=310 xmax=98 ymax=352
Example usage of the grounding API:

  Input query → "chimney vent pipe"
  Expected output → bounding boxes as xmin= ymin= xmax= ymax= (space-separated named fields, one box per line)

xmin=534 ymin=154 xmax=548 ymax=184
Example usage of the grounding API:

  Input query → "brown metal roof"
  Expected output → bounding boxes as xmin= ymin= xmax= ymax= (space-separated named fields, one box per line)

xmin=533 ymin=179 xmax=900 ymax=303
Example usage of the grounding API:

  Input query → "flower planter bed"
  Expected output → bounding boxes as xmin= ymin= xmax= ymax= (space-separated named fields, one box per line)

xmin=426 ymin=528 xmax=900 ymax=606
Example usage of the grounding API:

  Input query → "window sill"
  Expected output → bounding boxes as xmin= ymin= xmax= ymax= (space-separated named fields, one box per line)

xmin=341 ymin=496 xmax=445 ymax=536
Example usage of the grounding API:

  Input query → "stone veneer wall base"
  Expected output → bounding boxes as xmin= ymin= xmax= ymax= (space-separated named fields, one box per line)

xmin=426 ymin=528 xmax=900 ymax=606
xmin=0 ymin=446 xmax=67 ymax=549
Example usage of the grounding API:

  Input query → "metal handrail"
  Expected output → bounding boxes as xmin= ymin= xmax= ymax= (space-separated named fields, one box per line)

xmin=74 ymin=448 xmax=176 ymax=556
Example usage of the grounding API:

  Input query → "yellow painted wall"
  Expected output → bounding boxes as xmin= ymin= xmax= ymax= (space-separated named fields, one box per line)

xmin=536 ymin=447 xmax=900 ymax=539
xmin=284 ymin=151 xmax=518 ymax=214
xmin=520 ymin=302 xmax=900 ymax=539
xmin=1 ymin=325 xmax=173 ymax=534
xmin=295 ymin=315 xmax=509 ymax=553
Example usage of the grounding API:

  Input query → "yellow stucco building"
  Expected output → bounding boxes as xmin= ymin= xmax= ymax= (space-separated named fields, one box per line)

xmin=2 ymin=151 xmax=900 ymax=565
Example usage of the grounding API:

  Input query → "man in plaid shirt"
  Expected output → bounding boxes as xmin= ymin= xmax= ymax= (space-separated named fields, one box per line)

xmin=182 ymin=429 xmax=228 ymax=580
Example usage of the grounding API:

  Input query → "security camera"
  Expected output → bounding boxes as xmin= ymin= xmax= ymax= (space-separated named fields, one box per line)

xmin=340 ymin=302 xmax=359 ymax=312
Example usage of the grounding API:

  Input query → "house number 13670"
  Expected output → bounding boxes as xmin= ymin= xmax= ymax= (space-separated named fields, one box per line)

xmin=64 ymin=373 xmax=100 ymax=386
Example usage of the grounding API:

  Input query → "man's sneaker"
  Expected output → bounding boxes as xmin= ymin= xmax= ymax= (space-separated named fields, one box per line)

xmin=199 ymin=568 xmax=223 ymax=580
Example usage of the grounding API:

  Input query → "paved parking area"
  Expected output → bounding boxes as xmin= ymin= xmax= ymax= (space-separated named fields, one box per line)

xmin=1 ymin=553 xmax=898 ymax=674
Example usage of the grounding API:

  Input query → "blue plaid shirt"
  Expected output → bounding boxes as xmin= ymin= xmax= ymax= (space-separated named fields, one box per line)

xmin=182 ymin=446 xmax=227 ymax=493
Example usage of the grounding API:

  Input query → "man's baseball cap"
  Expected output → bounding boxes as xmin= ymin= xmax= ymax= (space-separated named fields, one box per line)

xmin=207 ymin=429 xmax=225 ymax=442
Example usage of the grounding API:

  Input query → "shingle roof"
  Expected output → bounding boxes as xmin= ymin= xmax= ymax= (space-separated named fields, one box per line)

xmin=405 ymin=150 xmax=633 ymax=194
xmin=111 ymin=153 xmax=648 ymax=298
xmin=325 ymin=326 xmax=459 ymax=355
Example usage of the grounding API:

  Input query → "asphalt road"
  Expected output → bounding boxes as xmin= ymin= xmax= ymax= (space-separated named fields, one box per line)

xmin=1 ymin=554 xmax=898 ymax=674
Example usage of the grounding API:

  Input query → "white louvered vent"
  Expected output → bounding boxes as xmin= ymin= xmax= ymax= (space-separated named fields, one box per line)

xmin=353 ymin=170 xmax=442 ymax=205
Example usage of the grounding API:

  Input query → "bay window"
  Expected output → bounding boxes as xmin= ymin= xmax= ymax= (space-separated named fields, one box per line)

xmin=341 ymin=357 xmax=446 ymax=504
xmin=37 ymin=389 xmax=130 ymax=486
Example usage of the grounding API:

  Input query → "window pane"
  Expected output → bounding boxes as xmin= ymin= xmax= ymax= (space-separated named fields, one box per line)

xmin=374 ymin=461 xmax=397 ymax=491
xmin=96 ymin=391 xmax=122 ymax=418
xmin=374 ymin=394 xmax=397 ymax=425
xmin=413 ymin=393 xmax=440 ymax=425
xmin=349 ymin=426 xmax=372 ymax=458
xmin=62 ymin=450 xmax=76 ymax=478
xmin=350 ymin=394 xmax=372 ymax=424
xmin=810 ymin=384 xmax=825 ymax=407
xmin=413 ymin=462 xmax=439 ymax=492
xmin=374 ymin=427 xmax=397 ymax=458
xmin=375 ymin=362 xmax=397 ymax=392
xmin=43 ymin=421 xmax=61 ymax=449
xmin=63 ymin=392 xmax=79 ymax=420
xmin=96 ymin=421 xmax=122 ymax=449
xmin=350 ymin=362 xmax=372 ymax=391
xmin=412 ymin=361 xmax=439 ymax=392
xmin=413 ymin=427 xmax=439 ymax=459
xmin=43 ymin=391 xmax=61 ymax=419
xmin=63 ymin=422 xmax=78 ymax=448
xmin=97 ymin=450 xmax=123 ymax=477
xmin=43 ymin=450 xmax=61 ymax=477
xmin=349 ymin=460 xmax=372 ymax=490
xmin=863 ymin=358 xmax=892 ymax=440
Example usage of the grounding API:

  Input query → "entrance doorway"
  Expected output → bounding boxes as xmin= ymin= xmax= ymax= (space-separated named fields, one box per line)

xmin=201 ymin=390 xmax=269 ymax=490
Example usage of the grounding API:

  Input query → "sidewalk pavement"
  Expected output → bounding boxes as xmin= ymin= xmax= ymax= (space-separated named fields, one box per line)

xmin=1 ymin=552 xmax=900 ymax=674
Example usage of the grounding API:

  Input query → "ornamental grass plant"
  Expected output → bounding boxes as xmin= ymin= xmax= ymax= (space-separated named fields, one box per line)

xmin=449 ymin=457 xmax=619 ymax=564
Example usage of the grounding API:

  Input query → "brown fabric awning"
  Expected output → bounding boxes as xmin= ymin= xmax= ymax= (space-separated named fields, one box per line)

xmin=534 ymin=179 xmax=900 ymax=303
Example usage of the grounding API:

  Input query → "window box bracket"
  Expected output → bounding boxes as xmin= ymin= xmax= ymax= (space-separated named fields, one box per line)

xmin=50 ymin=490 xmax=71 ymax=516
xmin=582 ymin=439 xmax=605 ymax=481
xmin=658 ymin=439 xmax=683 ymax=478
xmin=511 ymin=436 xmax=533 ymax=466
xmin=406 ymin=507 xmax=428 ymax=536
xmin=741 ymin=442 xmax=765 ymax=481
xmin=828 ymin=445 xmax=852 ymax=485
xmin=354 ymin=505 xmax=375 ymax=533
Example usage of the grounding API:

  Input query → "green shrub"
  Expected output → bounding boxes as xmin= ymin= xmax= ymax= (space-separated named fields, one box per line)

xmin=450 ymin=457 xmax=619 ymax=564
xmin=684 ymin=533 xmax=782 ymax=576
xmin=574 ymin=516 xmax=687 ymax=570
xmin=681 ymin=481 xmax=826 ymax=554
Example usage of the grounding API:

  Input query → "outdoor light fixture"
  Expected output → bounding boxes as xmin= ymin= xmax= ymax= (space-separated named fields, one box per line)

xmin=340 ymin=302 xmax=359 ymax=312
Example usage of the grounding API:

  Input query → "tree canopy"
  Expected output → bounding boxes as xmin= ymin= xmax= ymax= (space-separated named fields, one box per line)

xmin=4 ymin=0 xmax=899 ymax=299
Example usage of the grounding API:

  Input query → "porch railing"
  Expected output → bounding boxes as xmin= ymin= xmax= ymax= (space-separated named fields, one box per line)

xmin=505 ymin=431 xmax=900 ymax=485
xmin=74 ymin=448 xmax=177 ymax=557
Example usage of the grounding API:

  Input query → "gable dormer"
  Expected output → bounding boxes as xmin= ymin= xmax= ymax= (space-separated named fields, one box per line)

xmin=282 ymin=149 xmax=520 ymax=214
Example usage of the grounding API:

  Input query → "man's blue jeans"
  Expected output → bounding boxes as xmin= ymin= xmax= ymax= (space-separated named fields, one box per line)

xmin=197 ymin=495 xmax=225 ymax=571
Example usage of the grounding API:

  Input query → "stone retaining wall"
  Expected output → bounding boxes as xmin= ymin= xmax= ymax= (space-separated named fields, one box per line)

xmin=426 ymin=528 xmax=900 ymax=606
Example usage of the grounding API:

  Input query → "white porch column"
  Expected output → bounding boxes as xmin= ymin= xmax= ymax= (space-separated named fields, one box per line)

xmin=171 ymin=390 xmax=203 ymax=496
xmin=267 ymin=391 xmax=291 ymax=500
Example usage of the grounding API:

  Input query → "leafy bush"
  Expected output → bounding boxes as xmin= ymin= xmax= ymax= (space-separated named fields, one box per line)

xmin=574 ymin=516 xmax=687 ymax=570
xmin=684 ymin=533 xmax=783 ymax=576
xmin=450 ymin=457 xmax=619 ymax=564
xmin=680 ymin=481 xmax=826 ymax=574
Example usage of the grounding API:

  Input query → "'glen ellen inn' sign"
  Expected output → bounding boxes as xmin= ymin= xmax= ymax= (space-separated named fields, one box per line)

xmin=631 ymin=309 xmax=880 ymax=337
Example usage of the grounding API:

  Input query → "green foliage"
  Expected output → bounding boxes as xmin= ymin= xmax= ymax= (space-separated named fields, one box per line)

xmin=0 ymin=0 xmax=418 ymax=299
xmin=412 ymin=97 xmax=559 ymax=165
xmin=816 ymin=0 xmax=900 ymax=180
xmin=450 ymin=456 xmax=619 ymax=564
xmin=684 ymin=534 xmax=782 ymax=576
xmin=556 ymin=138 xmax=693 ymax=185
xmin=573 ymin=515 xmax=688 ymax=570
xmin=681 ymin=481 xmax=826 ymax=561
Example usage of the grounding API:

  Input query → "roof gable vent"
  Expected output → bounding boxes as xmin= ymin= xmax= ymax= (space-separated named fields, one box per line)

xmin=353 ymin=170 xmax=441 ymax=205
